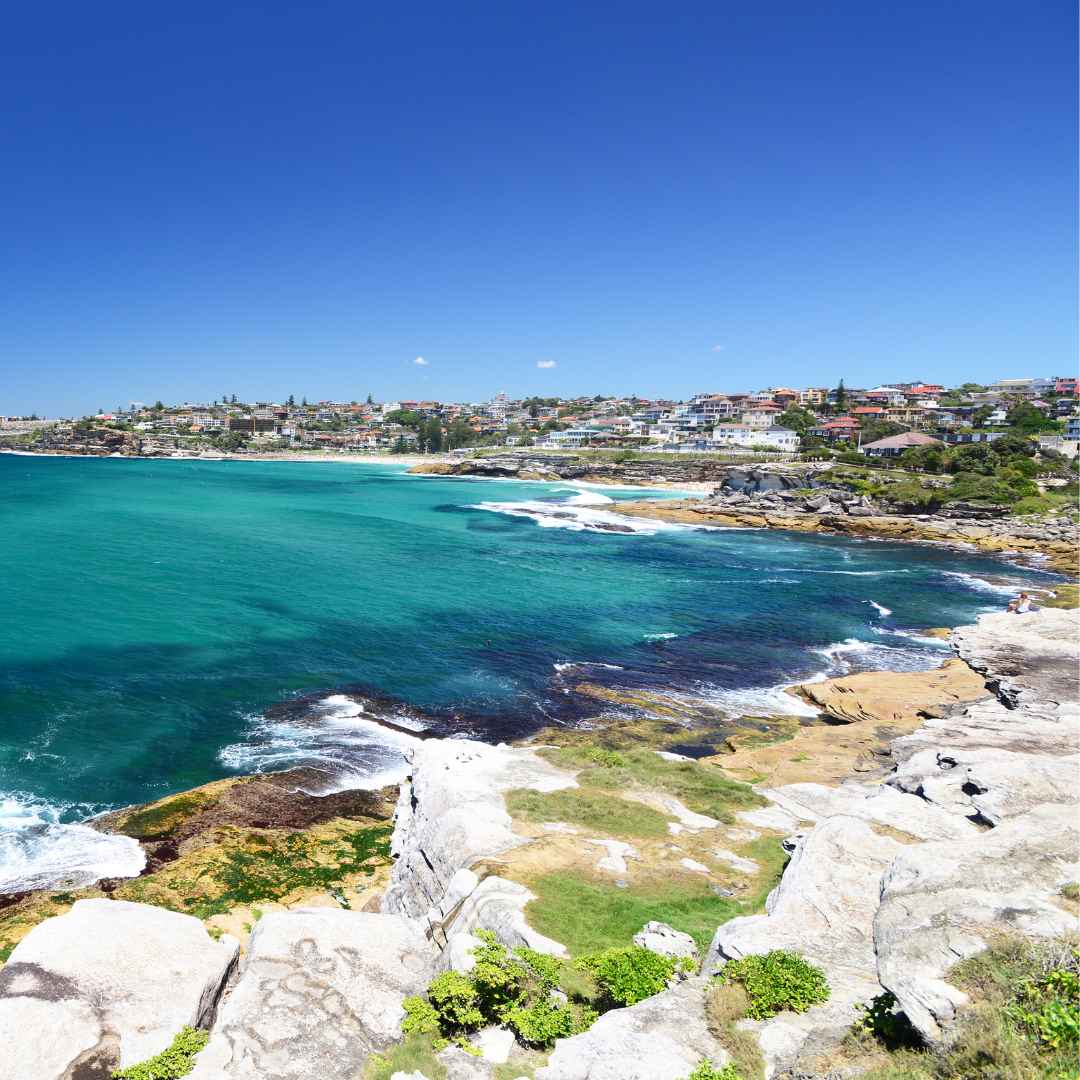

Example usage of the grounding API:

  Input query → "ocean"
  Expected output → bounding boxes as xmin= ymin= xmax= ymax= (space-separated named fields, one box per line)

xmin=0 ymin=454 xmax=1060 ymax=892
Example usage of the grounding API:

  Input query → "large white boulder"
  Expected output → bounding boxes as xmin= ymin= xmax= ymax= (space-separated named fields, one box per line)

xmin=189 ymin=908 xmax=436 ymax=1079
xmin=703 ymin=816 xmax=902 ymax=1076
xmin=381 ymin=740 xmax=574 ymax=924
xmin=0 ymin=898 xmax=239 ymax=1080
xmin=875 ymin=803 xmax=1080 ymax=1043
xmin=536 ymin=978 xmax=730 ymax=1080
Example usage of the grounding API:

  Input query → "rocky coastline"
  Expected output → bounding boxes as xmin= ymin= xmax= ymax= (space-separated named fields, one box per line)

xmin=0 ymin=603 xmax=1076 ymax=1079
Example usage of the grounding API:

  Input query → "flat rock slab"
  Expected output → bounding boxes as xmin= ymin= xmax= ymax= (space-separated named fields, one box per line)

xmin=0 ymin=898 xmax=239 ymax=1080
xmin=189 ymin=908 xmax=435 ymax=1080
xmin=537 ymin=978 xmax=730 ymax=1080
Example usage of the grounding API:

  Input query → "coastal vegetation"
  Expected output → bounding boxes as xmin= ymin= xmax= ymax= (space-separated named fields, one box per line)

xmin=842 ymin=936 xmax=1080 ymax=1080
xmin=111 ymin=1026 xmax=208 ymax=1079
xmin=716 ymin=950 xmax=831 ymax=1019
xmin=506 ymin=788 xmax=670 ymax=839
xmin=398 ymin=930 xmax=598 ymax=1054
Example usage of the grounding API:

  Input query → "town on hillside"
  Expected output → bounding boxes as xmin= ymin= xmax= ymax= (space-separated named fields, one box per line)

xmin=1 ymin=375 xmax=1078 ymax=461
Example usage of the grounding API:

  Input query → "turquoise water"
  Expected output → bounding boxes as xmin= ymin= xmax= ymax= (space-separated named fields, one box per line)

xmin=0 ymin=454 xmax=1058 ymax=890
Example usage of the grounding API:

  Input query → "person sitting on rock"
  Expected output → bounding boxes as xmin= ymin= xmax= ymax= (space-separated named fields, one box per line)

xmin=1007 ymin=591 xmax=1035 ymax=614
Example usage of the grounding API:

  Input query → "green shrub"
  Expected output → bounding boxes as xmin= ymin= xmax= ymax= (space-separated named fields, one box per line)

xmin=686 ymin=1061 xmax=740 ymax=1080
xmin=426 ymin=970 xmax=485 ymax=1033
xmin=575 ymin=946 xmax=676 ymax=1007
xmin=112 ymin=1026 xmax=208 ymax=1079
xmin=507 ymin=996 xmax=596 ymax=1047
xmin=1008 ymin=965 xmax=1079 ymax=1052
xmin=401 ymin=995 xmax=441 ymax=1035
xmin=404 ymin=930 xmax=599 ymax=1050
xmin=718 ymin=951 xmax=830 ymax=1019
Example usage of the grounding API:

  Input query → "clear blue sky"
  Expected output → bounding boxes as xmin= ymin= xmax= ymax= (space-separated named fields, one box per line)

xmin=2 ymin=2 xmax=1076 ymax=416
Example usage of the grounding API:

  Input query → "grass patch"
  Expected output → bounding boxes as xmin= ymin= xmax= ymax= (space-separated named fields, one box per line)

xmin=1060 ymin=882 xmax=1080 ymax=902
xmin=704 ymin=982 xmax=765 ymax=1080
xmin=1042 ymin=584 xmax=1079 ymax=610
xmin=539 ymin=746 xmax=766 ymax=823
xmin=522 ymin=839 xmax=786 ymax=957
xmin=505 ymin=788 xmax=668 ymax=839
xmin=365 ymin=1032 xmax=447 ymax=1080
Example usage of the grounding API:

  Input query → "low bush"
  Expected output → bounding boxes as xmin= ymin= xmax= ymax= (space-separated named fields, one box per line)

xmin=686 ymin=1061 xmax=740 ymax=1080
xmin=574 ymin=946 xmax=678 ymax=1007
xmin=112 ymin=1026 xmax=209 ymax=1079
xmin=401 ymin=931 xmax=597 ymax=1051
xmin=718 ymin=950 xmax=830 ymax=1019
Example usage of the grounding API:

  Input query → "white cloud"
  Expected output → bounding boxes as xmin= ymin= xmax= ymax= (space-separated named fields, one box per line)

xmin=536 ymin=359 xmax=557 ymax=369
xmin=413 ymin=356 xmax=429 ymax=366
xmin=711 ymin=344 xmax=724 ymax=352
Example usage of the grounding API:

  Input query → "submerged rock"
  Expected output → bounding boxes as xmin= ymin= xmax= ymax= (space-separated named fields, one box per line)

xmin=0 ymin=898 xmax=239 ymax=1080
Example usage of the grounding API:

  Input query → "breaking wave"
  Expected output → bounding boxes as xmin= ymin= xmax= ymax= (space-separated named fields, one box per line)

xmin=469 ymin=499 xmax=722 ymax=535
xmin=218 ymin=693 xmax=427 ymax=795
xmin=0 ymin=792 xmax=145 ymax=894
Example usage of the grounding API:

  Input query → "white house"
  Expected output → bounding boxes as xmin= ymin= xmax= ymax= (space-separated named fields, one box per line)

xmin=712 ymin=424 xmax=799 ymax=451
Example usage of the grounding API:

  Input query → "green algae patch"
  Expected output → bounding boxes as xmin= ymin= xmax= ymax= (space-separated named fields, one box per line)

xmin=114 ymin=820 xmax=392 ymax=919
xmin=505 ymin=789 xmax=669 ymax=840
xmin=118 ymin=790 xmax=216 ymax=840
xmin=365 ymin=1033 xmax=448 ymax=1080
xmin=539 ymin=746 xmax=767 ymax=824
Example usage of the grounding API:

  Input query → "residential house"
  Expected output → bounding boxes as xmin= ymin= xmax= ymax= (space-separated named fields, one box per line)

xmin=741 ymin=402 xmax=782 ymax=428
xmin=711 ymin=424 xmax=799 ymax=451
xmin=809 ymin=417 xmax=860 ymax=443
xmin=861 ymin=432 xmax=943 ymax=458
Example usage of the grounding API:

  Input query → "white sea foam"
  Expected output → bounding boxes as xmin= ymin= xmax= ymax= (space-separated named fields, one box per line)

xmin=696 ymin=682 xmax=821 ymax=719
xmin=643 ymin=632 xmax=679 ymax=641
xmin=865 ymin=600 xmax=893 ymax=617
xmin=217 ymin=695 xmax=425 ymax=793
xmin=470 ymin=499 xmax=723 ymax=535
xmin=0 ymin=792 xmax=145 ymax=893
xmin=940 ymin=571 xmax=1026 ymax=597
xmin=814 ymin=637 xmax=938 ymax=674
xmin=563 ymin=488 xmax=616 ymax=506
xmin=771 ymin=568 xmax=911 ymax=577
xmin=553 ymin=661 xmax=624 ymax=673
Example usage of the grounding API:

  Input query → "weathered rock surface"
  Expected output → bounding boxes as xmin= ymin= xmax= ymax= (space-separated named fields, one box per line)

xmin=189 ymin=908 xmax=435 ymax=1079
xmin=699 ymin=607 xmax=1079 ymax=1074
xmin=381 ymin=740 xmax=574 ymax=942
xmin=876 ymin=804 xmax=1080 ymax=1042
xmin=788 ymin=659 xmax=988 ymax=726
xmin=704 ymin=817 xmax=902 ymax=1075
xmin=0 ymin=898 xmax=239 ymax=1080
xmin=536 ymin=978 xmax=730 ymax=1080
xmin=633 ymin=921 xmax=698 ymax=960
xmin=759 ymin=780 xmax=979 ymax=841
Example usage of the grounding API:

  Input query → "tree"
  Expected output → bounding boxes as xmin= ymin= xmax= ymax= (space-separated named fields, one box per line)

xmin=287 ymin=394 xmax=295 ymax=407
xmin=834 ymin=379 xmax=847 ymax=413
xmin=423 ymin=418 xmax=444 ymax=453
xmin=858 ymin=420 xmax=905 ymax=444
xmin=154 ymin=401 xmax=164 ymax=411
xmin=1006 ymin=401 xmax=1060 ymax=436
xmin=301 ymin=396 xmax=308 ymax=407
xmin=366 ymin=393 xmax=374 ymax=405
xmin=231 ymin=394 xmax=238 ymax=404
xmin=777 ymin=406 xmax=817 ymax=436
